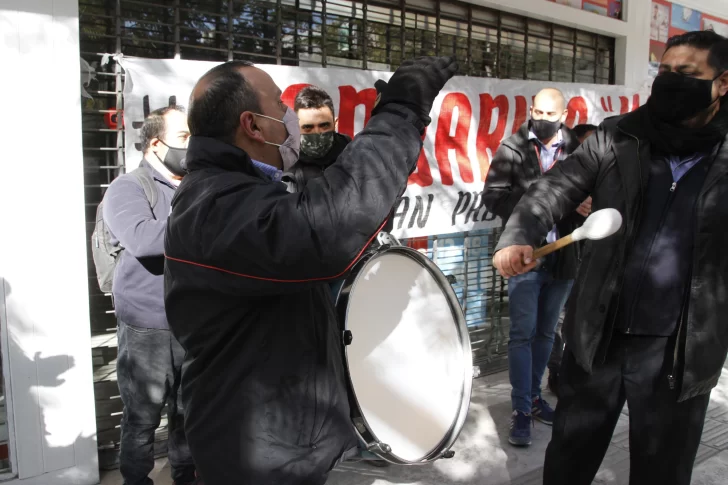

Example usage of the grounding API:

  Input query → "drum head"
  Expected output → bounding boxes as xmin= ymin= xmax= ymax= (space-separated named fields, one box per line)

xmin=340 ymin=246 xmax=471 ymax=463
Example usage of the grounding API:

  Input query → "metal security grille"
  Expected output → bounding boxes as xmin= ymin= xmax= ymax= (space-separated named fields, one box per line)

xmin=78 ymin=0 xmax=615 ymax=467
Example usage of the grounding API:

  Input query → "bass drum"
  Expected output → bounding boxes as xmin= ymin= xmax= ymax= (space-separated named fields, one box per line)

xmin=336 ymin=233 xmax=472 ymax=465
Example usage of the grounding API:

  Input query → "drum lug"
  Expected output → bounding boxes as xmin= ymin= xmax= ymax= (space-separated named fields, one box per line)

xmin=343 ymin=330 xmax=353 ymax=346
xmin=446 ymin=274 xmax=457 ymax=285
xmin=441 ymin=450 xmax=455 ymax=459
xmin=376 ymin=232 xmax=401 ymax=247
xmin=366 ymin=442 xmax=392 ymax=455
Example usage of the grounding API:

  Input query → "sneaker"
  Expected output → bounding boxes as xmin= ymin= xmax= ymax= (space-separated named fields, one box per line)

xmin=532 ymin=397 xmax=556 ymax=426
xmin=509 ymin=411 xmax=532 ymax=447
xmin=547 ymin=371 xmax=560 ymax=398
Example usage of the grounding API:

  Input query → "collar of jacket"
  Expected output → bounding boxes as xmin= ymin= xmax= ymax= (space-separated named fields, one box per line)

xmin=618 ymin=104 xmax=728 ymax=159
xmin=616 ymin=105 xmax=650 ymax=141
xmin=615 ymin=105 xmax=728 ymax=187
xmin=505 ymin=121 xmax=580 ymax=154
xmin=139 ymin=158 xmax=178 ymax=190
xmin=185 ymin=136 xmax=264 ymax=178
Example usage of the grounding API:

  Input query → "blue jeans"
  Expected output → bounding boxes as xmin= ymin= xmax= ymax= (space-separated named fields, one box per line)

xmin=507 ymin=270 xmax=573 ymax=413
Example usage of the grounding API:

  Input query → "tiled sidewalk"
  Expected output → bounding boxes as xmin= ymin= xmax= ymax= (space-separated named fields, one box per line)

xmin=100 ymin=363 xmax=728 ymax=485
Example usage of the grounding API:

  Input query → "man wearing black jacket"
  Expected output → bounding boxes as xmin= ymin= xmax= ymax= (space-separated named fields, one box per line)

xmin=290 ymin=85 xmax=352 ymax=186
xmin=164 ymin=57 xmax=457 ymax=485
xmin=493 ymin=31 xmax=728 ymax=485
xmin=290 ymin=85 xmax=395 ymax=308
xmin=483 ymin=88 xmax=589 ymax=447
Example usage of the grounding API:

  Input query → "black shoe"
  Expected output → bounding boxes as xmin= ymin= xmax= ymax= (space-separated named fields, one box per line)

xmin=547 ymin=371 xmax=559 ymax=398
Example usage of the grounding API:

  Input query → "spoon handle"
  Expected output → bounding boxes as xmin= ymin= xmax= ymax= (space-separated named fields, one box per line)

xmin=531 ymin=234 xmax=574 ymax=260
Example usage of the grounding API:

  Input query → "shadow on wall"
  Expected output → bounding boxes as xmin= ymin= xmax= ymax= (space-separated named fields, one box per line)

xmin=1 ymin=279 xmax=98 ymax=483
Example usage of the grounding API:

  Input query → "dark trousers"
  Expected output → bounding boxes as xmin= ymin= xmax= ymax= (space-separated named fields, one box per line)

xmin=117 ymin=320 xmax=195 ymax=485
xmin=547 ymin=307 xmax=566 ymax=374
xmin=544 ymin=334 xmax=710 ymax=485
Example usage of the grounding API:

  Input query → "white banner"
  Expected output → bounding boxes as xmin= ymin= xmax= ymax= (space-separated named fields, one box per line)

xmin=119 ymin=57 xmax=647 ymax=238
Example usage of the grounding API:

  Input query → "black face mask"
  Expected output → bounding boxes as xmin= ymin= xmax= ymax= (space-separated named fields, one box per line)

xmin=300 ymin=131 xmax=335 ymax=159
xmin=156 ymin=140 xmax=188 ymax=177
xmin=530 ymin=119 xmax=561 ymax=141
xmin=648 ymin=72 xmax=720 ymax=124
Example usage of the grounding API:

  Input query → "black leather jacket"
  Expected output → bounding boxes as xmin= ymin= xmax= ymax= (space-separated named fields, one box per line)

xmin=496 ymin=106 xmax=728 ymax=401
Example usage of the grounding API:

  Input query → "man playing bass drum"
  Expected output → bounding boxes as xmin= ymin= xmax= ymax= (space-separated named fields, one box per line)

xmin=164 ymin=56 xmax=458 ymax=485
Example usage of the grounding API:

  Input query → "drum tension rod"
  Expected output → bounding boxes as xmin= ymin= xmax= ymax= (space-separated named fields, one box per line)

xmin=367 ymin=442 xmax=392 ymax=454
xmin=343 ymin=330 xmax=353 ymax=346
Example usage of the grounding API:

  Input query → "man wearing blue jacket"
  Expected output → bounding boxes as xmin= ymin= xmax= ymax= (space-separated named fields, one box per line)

xmin=104 ymin=106 xmax=197 ymax=485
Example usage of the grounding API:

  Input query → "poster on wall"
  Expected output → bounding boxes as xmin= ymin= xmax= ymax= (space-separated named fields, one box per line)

xmin=650 ymin=1 xmax=671 ymax=44
xmin=649 ymin=0 xmax=671 ymax=79
xmin=669 ymin=4 xmax=702 ymax=37
xmin=648 ymin=2 xmax=728 ymax=80
xmin=702 ymin=14 xmax=728 ymax=37
xmin=549 ymin=0 xmax=622 ymax=19
xmin=118 ymin=57 xmax=647 ymax=239
xmin=583 ymin=1 xmax=608 ymax=17
xmin=608 ymin=0 xmax=622 ymax=19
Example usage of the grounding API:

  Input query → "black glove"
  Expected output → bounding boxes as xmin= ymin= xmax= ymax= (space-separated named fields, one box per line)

xmin=372 ymin=56 xmax=459 ymax=128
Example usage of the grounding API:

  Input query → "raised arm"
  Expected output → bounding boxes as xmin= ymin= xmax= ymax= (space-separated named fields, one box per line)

xmin=167 ymin=57 xmax=458 ymax=295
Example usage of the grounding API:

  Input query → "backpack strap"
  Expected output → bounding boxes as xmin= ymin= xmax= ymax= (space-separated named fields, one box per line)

xmin=131 ymin=167 xmax=159 ymax=211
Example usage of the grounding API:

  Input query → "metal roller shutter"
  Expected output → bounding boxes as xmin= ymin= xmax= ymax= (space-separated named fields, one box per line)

xmin=78 ymin=0 xmax=615 ymax=468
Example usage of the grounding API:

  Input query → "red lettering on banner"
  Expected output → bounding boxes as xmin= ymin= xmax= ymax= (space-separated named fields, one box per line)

xmin=620 ymin=94 xmax=641 ymax=114
xmin=281 ymin=83 xmax=311 ymax=110
xmin=435 ymin=93 xmax=473 ymax=186
xmin=513 ymin=96 xmax=528 ymax=134
xmin=408 ymin=128 xmax=434 ymax=187
xmin=601 ymin=95 xmax=641 ymax=115
xmin=565 ymin=96 xmax=588 ymax=128
xmin=338 ymin=86 xmax=377 ymax=138
xmin=476 ymin=94 xmax=509 ymax=182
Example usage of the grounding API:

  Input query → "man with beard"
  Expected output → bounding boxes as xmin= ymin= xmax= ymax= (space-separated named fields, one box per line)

xmin=483 ymin=88 xmax=591 ymax=447
xmin=164 ymin=56 xmax=457 ymax=485
xmin=492 ymin=31 xmax=728 ymax=485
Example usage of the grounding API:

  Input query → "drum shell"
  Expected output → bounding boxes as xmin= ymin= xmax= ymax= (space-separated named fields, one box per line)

xmin=336 ymin=244 xmax=472 ymax=465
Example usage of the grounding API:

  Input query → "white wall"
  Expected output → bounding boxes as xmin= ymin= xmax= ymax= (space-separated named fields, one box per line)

xmin=0 ymin=1 xmax=98 ymax=484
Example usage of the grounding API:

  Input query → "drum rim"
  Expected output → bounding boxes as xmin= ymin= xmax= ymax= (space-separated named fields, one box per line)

xmin=336 ymin=245 xmax=473 ymax=465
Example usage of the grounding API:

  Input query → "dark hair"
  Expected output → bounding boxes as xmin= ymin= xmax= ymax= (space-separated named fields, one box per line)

xmin=572 ymin=124 xmax=598 ymax=139
xmin=665 ymin=30 xmax=728 ymax=73
xmin=294 ymin=86 xmax=335 ymax=117
xmin=188 ymin=60 xmax=259 ymax=143
xmin=140 ymin=105 xmax=186 ymax=152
